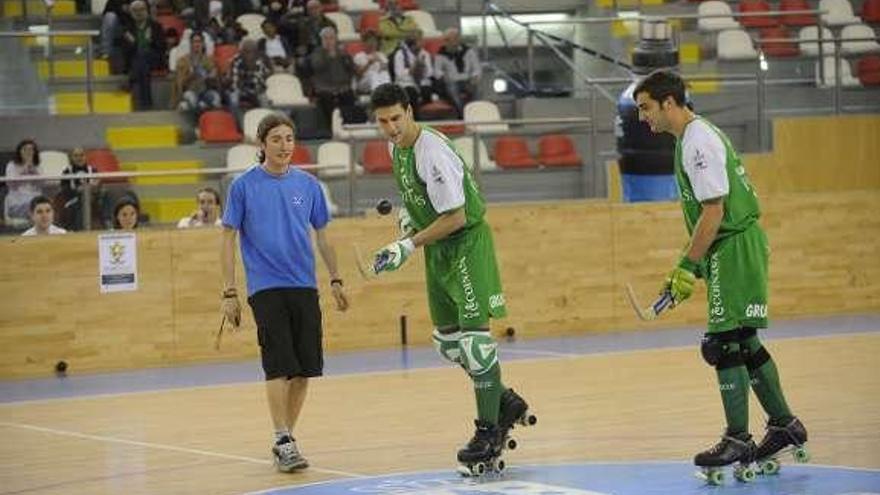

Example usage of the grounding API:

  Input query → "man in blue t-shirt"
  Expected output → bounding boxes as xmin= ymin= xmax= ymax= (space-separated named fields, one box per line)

xmin=220 ymin=113 xmax=349 ymax=473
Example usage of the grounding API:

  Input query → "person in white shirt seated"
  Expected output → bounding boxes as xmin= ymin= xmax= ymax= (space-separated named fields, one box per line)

xmin=434 ymin=28 xmax=481 ymax=117
xmin=353 ymin=30 xmax=391 ymax=95
xmin=391 ymin=29 xmax=434 ymax=115
xmin=177 ymin=187 xmax=223 ymax=228
xmin=258 ymin=19 xmax=294 ymax=73
xmin=22 ymin=196 xmax=67 ymax=236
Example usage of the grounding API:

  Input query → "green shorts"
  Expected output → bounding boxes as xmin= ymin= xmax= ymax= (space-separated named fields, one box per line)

xmin=706 ymin=223 xmax=770 ymax=333
xmin=424 ymin=221 xmax=507 ymax=328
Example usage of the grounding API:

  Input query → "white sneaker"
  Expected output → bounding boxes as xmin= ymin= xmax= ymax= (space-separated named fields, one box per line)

xmin=272 ymin=438 xmax=308 ymax=472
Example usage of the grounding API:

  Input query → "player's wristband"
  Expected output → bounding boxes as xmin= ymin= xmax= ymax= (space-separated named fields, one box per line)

xmin=222 ymin=288 xmax=238 ymax=298
xmin=330 ymin=278 xmax=343 ymax=287
xmin=677 ymin=256 xmax=700 ymax=274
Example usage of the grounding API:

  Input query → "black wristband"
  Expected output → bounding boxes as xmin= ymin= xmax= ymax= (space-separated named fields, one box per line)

xmin=330 ymin=278 xmax=343 ymax=287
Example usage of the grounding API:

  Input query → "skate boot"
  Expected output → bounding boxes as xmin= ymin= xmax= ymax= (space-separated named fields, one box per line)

xmin=498 ymin=388 xmax=537 ymax=450
xmin=272 ymin=436 xmax=308 ymax=472
xmin=694 ymin=431 xmax=757 ymax=485
xmin=457 ymin=420 xmax=505 ymax=477
xmin=754 ymin=417 xmax=809 ymax=475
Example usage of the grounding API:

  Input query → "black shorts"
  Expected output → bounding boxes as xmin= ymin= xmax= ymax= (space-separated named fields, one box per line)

xmin=248 ymin=287 xmax=323 ymax=380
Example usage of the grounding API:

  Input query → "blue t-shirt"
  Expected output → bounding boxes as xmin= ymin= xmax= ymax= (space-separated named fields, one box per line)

xmin=222 ymin=165 xmax=330 ymax=296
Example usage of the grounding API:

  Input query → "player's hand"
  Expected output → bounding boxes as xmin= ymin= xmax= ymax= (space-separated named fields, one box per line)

xmin=373 ymin=238 xmax=415 ymax=274
xmin=397 ymin=207 xmax=416 ymax=239
xmin=221 ymin=290 xmax=241 ymax=329
xmin=665 ymin=257 xmax=698 ymax=304
xmin=330 ymin=281 xmax=349 ymax=311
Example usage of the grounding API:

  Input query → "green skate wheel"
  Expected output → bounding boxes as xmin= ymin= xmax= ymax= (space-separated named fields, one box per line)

xmin=734 ymin=466 xmax=756 ymax=483
xmin=793 ymin=446 xmax=810 ymax=463
xmin=700 ymin=468 xmax=724 ymax=485
xmin=760 ymin=459 xmax=781 ymax=475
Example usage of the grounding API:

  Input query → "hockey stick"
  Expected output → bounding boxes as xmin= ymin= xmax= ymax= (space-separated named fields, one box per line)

xmin=214 ymin=315 xmax=226 ymax=350
xmin=353 ymin=243 xmax=393 ymax=281
xmin=624 ymin=283 xmax=675 ymax=321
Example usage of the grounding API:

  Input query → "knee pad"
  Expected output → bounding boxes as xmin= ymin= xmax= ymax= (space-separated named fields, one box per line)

xmin=458 ymin=330 xmax=498 ymax=377
xmin=737 ymin=327 xmax=772 ymax=371
xmin=701 ymin=331 xmax=744 ymax=370
xmin=432 ymin=327 xmax=462 ymax=365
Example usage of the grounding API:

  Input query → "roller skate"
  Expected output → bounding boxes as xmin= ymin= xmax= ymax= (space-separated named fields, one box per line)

xmin=272 ymin=436 xmax=308 ymax=472
xmin=498 ymin=388 xmax=537 ymax=451
xmin=694 ymin=431 xmax=757 ymax=485
xmin=754 ymin=417 xmax=810 ymax=476
xmin=457 ymin=420 xmax=506 ymax=477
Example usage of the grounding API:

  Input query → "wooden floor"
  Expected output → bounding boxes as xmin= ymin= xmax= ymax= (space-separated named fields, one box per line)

xmin=1 ymin=332 xmax=879 ymax=495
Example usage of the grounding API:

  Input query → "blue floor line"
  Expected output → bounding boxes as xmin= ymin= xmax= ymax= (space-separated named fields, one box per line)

xmin=1 ymin=314 xmax=877 ymax=404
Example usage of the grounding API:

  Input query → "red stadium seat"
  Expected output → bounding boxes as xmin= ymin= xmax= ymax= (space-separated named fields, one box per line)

xmin=493 ymin=136 xmax=538 ymax=169
xmin=290 ymin=146 xmax=314 ymax=166
xmin=362 ymin=140 xmax=393 ymax=173
xmin=738 ymin=0 xmax=779 ymax=28
xmin=213 ymin=44 xmax=239 ymax=76
xmin=780 ymin=0 xmax=817 ymax=26
xmin=345 ymin=41 xmax=366 ymax=56
xmin=537 ymin=134 xmax=582 ymax=168
xmin=85 ymin=148 xmax=126 ymax=183
xmin=863 ymin=0 xmax=880 ymax=22
xmin=359 ymin=10 xmax=382 ymax=33
xmin=856 ymin=55 xmax=880 ymax=85
xmin=760 ymin=27 xmax=800 ymax=57
xmin=418 ymin=100 xmax=462 ymax=135
xmin=156 ymin=15 xmax=186 ymax=37
xmin=199 ymin=110 xmax=243 ymax=143
xmin=378 ymin=0 xmax=418 ymax=10
xmin=422 ymin=36 xmax=445 ymax=55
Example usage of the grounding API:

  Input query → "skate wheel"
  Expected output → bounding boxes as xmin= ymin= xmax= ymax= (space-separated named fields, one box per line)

xmin=526 ymin=414 xmax=537 ymax=426
xmin=734 ymin=465 xmax=756 ymax=483
xmin=793 ymin=446 xmax=810 ymax=463
xmin=493 ymin=458 xmax=505 ymax=473
xmin=699 ymin=468 xmax=724 ymax=486
xmin=507 ymin=438 xmax=517 ymax=450
xmin=760 ymin=458 xmax=781 ymax=476
xmin=472 ymin=462 xmax=486 ymax=476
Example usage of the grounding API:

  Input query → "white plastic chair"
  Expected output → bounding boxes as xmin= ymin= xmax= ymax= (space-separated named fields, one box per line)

xmin=840 ymin=23 xmax=880 ymax=54
xmin=91 ymin=0 xmax=108 ymax=14
xmin=226 ymin=144 xmax=260 ymax=170
xmin=325 ymin=12 xmax=359 ymax=42
xmin=338 ymin=0 xmax=378 ymax=11
xmin=405 ymin=10 xmax=442 ymax=37
xmin=798 ymin=26 xmax=836 ymax=56
xmin=463 ymin=100 xmax=509 ymax=134
xmin=317 ymin=141 xmax=363 ymax=178
xmin=318 ymin=180 xmax=339 ymax=216
xmin=816 ymin=56 xmax=862 ymax=86
xmin=168 ymin=44 xmax=186 ymax=72
xmin=697 ymin=1 xmax=741 ymax=32
xmin=265 ymin=74 xmax=310 ymax=106
xmin=242 ymin=108 xmax=275 ymax=143
xmin=332 ymin=108 xmax=379 ymax=140
xmin=38 ymin=151 xmax=70 ymax=179
xmin=452 ymin=136 xmax=497 ymax=171
xmin=237 ymin=13 xmax=266 ymax=41
xmin=819 ymin=0 xmax=860 ymax=26
xmin=717 ymin=29 xmax=759 ymax=60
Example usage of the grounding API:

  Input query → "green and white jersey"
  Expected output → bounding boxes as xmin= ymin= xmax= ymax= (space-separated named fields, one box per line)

xmin=674 ymin=116 xmax=761 ymax=242
xmin=390 ymin=125 xmax=485 ymax=232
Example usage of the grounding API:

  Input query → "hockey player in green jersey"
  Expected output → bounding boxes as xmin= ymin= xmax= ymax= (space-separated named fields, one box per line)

xmin=367 ymin=83 xmax=535 ymax=476
xmin=633 ymin=70 xmax=808 ymax=483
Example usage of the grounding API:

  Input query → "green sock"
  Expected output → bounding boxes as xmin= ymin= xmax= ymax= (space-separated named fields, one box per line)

xmin=472 ymin=363 xmax=503 ymax=424
xmin=717 ymin=341 xmax=751 ymax=435
xmin=742 ymin=335 xmax=793 ymax=423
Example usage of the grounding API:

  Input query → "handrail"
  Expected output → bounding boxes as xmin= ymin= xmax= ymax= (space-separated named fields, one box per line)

xmin=341 ymin=116 xmax=593 ymax=131
xmin=0 ymin=164 xmax=347 ymax=183
xmin=522 ymin=9 xmax=827 ymax=26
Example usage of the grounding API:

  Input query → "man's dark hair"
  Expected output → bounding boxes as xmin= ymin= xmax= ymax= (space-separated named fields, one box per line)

xmin=370 ymin=83 xmax=411 ymax=112
xmin=29 ymin=195 xmax=52 ymax=213
xmin=256 ymin=113 xmax=296 ymax=163
xmin=632 ymin=69 xmax=687 ymax=107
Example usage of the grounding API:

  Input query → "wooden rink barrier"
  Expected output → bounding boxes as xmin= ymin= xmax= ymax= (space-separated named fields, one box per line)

xmin=0 ymin=189 xmax=878 ymax=379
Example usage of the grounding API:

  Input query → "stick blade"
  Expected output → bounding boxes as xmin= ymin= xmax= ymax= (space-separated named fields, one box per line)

xmin=353 ymin=243 xmax=376 ymax=281
xmin=624 ymin=283 xmax=656 ymax=321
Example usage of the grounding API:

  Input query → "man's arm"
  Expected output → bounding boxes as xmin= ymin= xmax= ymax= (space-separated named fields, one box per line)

xmin=683 ymin=198 xmax=724 ymax=264
xmin=409 ymin=207 xmax=466 ymax=248
xmin=314 ymin=227 xmax=341 ymax=280
xmin=221 ymin=227 xmax=237 ymax=291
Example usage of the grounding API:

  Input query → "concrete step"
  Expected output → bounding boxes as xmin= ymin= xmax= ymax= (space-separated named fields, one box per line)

xmin=52 ymin=90 xmax=130 ymax=114
xmin=106 ymin=124 xmax=180 ymax=149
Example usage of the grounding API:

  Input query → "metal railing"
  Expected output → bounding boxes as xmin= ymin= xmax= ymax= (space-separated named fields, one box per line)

xmin=0 ymin=30 xmax=101 ymax=113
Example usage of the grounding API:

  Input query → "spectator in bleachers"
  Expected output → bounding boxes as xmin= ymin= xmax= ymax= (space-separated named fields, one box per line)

xmin=353 ymin=30 xmax=391 ymax=94
xmin=263 ymin=0 xmax=306 ymax=18
xmin=59 ymin=147 xmax=98 ymax=231
xmin=378 ymin=0 xmax=419 ymax=55
xmin=177 ymin=187 xmax=223 ymax=228
xmin=310 ymin=26 xmax=357 ymax=133
xmin=113 ymin=197 xmax=141 ymax=230
xmin=227 ymin=39 xmax=273 ymax=125
xmin=258 ymin=19 xmax=295 ymax=72
xmin=391 ymin=29 xmax=434 ymax=113
xmin=295 ymin=0 xmax=337 ymax=60
xmin=201 ymin=0 xmax=247 ymax=45
xmin=118 ymin=0 xmax=168 ymax=110
xmin=4 ymin=139 xmax=44 ymax=226
xmin=100 ymin=0 xmax=132 ymax=62
xmin=173 ymin=31 xmax=223 ymax=114
xmin=22 ymin=196 xmax=67 ymax=236
xmin=434 ymin=27 xmax=481 ymax=117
